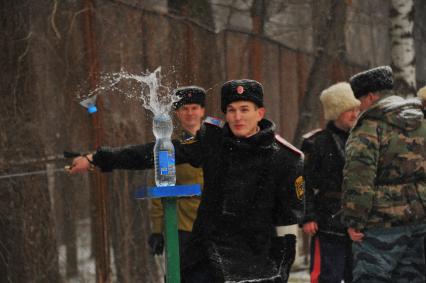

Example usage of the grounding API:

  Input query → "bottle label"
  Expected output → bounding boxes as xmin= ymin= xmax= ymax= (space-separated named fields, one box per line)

xmin=159 ymin=150 xmax=173 ymax=175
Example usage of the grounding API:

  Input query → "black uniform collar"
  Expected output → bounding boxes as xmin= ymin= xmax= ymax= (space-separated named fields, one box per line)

xmin=223 ymin=119 xmax=276 ymax=149
xmin=326 ymin=121 xmax=349 ymax=139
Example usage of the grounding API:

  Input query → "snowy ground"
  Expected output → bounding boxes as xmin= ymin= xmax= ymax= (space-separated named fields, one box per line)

xmin=58 ymin=218 xmax=96 ymax=283
xmin=58 ymin=218 xmax=311 ymax=282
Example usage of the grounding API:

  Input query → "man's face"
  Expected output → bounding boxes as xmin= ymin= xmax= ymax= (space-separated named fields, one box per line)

xmin=335 ymin=107 xmax=360 ymax=131
xmin=226 ymin=101 xmax=265 ymax=138
xmin=358 ymin=96 xmax=371 ymax=111
xmin=358 ymin=93 xmax=380 ymax=111
xmin=175 ymin=104 xmax=205 ymax=131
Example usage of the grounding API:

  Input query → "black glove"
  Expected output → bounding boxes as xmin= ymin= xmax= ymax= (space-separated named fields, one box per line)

xmin=148 ymin=233 xmax=164 ymax=255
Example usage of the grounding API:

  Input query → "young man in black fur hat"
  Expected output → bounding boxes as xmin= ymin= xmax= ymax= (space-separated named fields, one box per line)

xmin=70 ymin=79 xmax=304 ymax=283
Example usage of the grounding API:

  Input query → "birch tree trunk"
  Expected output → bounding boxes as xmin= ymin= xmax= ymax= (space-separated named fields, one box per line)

xmin=390 ymin=0 xmax=416 ymax=97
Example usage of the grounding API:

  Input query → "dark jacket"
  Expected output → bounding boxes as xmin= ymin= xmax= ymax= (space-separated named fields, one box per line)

xmin=93 ymin=118 xmax=304 ymax=282
xmin=301 ymin=122 xmax=348 ymax=236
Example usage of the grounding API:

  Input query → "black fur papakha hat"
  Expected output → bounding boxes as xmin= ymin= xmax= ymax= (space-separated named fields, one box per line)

xmin=221 ymin=79 xmax=264 ymax=113
xmin=349 ymin=66 xmax=394 ymax=98
xmin=172 ymin=86 xmax=206 ymax=110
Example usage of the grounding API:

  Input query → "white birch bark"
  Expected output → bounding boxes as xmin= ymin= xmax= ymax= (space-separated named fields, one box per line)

xmin=390 ymin=0 xmax=416 ymax=96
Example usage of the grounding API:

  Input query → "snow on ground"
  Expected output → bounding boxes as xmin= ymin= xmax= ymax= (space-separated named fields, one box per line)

xmin=59 ymin=218 xmax=96 ymax=283
xmin=58 ymin=218 xmax=311 ymax=282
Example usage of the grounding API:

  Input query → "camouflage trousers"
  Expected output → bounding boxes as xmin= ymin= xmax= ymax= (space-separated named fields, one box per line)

xmin=352 ymin=224 xmax=426 ymax=283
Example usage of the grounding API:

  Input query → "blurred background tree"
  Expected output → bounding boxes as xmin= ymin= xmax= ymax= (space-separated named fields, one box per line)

xmin=1 ymin=1 xmax=425 ymax=282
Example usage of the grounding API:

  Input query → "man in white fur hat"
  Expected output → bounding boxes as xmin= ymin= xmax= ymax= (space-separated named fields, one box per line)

xmin=301 ymin=82 xmax=360 ymax=283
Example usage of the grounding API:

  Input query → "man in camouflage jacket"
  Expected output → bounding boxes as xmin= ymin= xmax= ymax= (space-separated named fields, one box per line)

xmin=342 ymin=66 xmax=426 ymax=282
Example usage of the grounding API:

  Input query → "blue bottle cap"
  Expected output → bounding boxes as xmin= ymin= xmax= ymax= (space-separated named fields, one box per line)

xmin=88 ymin=104 xmax=98 ymax=114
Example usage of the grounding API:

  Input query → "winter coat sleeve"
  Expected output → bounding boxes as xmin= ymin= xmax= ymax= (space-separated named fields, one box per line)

xmin=341 ymin=119 xmax=380 ymax=230
xmin=92 ymin=136 xmax=205 ymax=172
xmin=93 ymin=143 xmax=156 ymax=172
xmin=300 ymin=138 xmax=320 ymax=224
xmin=274 ymin=153 xmax=305 ymax=226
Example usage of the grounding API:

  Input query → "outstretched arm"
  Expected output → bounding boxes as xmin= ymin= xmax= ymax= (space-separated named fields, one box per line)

xmin=68 ymin=136 xmax=206 ymax=174
xmin=68 ymin=143 xmax=156 ymax=174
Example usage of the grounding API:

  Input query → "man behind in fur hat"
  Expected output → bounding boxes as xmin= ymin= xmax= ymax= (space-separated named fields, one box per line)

xmin=342 ymin=66 xmax=426 ymax=282
xmin=301 ymin=82 xmax=359 ymax=283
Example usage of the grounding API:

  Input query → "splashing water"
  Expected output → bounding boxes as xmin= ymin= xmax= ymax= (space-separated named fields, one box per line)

xmin=79 ymin=67 xmax=179 ymax=187
xmin=80 ymin=67 xmax=179 ymax=117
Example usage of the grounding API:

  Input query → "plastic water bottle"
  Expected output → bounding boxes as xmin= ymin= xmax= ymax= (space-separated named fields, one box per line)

xmin=153 ymin=113 xmax=176 ymax=186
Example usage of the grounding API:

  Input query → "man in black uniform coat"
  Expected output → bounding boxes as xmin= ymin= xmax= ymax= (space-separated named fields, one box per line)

xmin=301 ymin=82 xmax=360 ymax=283
xmin=70 ymin=79 xmax=304 ymax=282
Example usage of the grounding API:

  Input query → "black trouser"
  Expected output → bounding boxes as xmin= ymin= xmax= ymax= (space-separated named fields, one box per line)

xmin=179 ymin=231 xmax=223 ymax=283
xmin=177 ymin=231 xmax=192 ymax=280
xmin=310 ymin=232 xmax=352 ymax=283
xmin=181 ymin=259 xmax=222 ymax=283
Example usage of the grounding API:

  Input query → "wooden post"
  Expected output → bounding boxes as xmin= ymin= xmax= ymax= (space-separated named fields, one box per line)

xmin=82 ymin=1 xmax=111 ymax=282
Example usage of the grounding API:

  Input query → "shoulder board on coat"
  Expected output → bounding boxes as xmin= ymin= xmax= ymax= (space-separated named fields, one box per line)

xmin=302 ymin=128 xmax=322 ymax=140
xmin=204 ymin=116 xmax=225 ymax=128
xmin=275 ymin=134 xmax=304 ymax=157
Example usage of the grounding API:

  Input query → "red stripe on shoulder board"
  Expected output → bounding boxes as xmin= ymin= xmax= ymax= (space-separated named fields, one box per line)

xmin=275 ymin=134 xmax=303 ymax=157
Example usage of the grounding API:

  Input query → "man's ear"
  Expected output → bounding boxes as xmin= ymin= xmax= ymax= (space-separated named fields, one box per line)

xmin=258 ymin=107 xmax=266 ymax=120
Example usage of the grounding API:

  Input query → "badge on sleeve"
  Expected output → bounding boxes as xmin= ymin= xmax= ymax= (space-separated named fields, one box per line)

xmin=295 ymin=176 xmax=305 ymax=200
